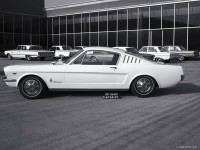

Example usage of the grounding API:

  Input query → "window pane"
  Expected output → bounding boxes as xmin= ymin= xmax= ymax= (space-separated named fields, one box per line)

xmin=74 ymin=15 xmax=81 ymax=33
xmin=118 ymin=31 xmax=127 ymax=46
xmin=82 ymin=14 xmax=89 ymax=33
xmin=53 ymin=17 xmax=59 ymax=34
xmin=53 ymin=34 xmax=59 ymax=45
xmin=108 ymin=10 xmax=117 ymax=31
xmin=75 ymin=34 xmax=81 ymax=47
xmin=82 ymin=33 xmax=89 ymax=46
xmin=162 ymin=4 xmax=174 ymax=28
xmin=60 ymin=34 xmax=66 ymax=45
xmin=14 ymin=34 xmax=22 ymax=46
xmin=23 ymin=34 xmax=31 ymax=45
xmin=67 ymin=34 xmax=74 ymax=48
xmin=0 ymin=33 xmax=4 ymax=45
xmin=118 ymin=9 xmax=127 ymax=31
xmin=128 ymin=31 xmax=137 ymax=47
xmin=189 ymin=1 xmax=200 ymax=27
xmin=67 ymin=15 xmax=74 ymax=33
xmin=60 ymin=16 xmax=66 ymax=33
xmin=150 ymin=6 xmax=161 ymax=29
xmin=4 ymin=33 xmax=14 ymax=49
xmin=99 ymin=12 xmax=107 ymax=31
xmin=151 ymin=30 xmax=162 ymax=46
xmin=32 ymin=34 xmax=39 ymax=45
xmin=90 ymin=33 xmax=98 ymax=46
xmin=128 ymin=8 xmax=138 ymax=30
xmin=175 ymin=3 xmax=188 ymax=27
xmin=48 ymin=18 xmax=52 ymax=34
xmin=99 ymin=32 xmax=107 ymax=46
xmin=188 ymin=28 xmax=200 ymax=49
xmin=40 ymin=35 xmax=47 ymax=49
xmin=90 ymin=13 xmax=98 ymax=32
xmin=4 ymin=15 xmax=13 ymax=33
xmin=14 ymin=15 xmax=22 ymax=33
xmin=0 ymin=14 xmax=3 ymax=32
xmin=40 ymin=17 xmax=47 ymax=34
xmin=108 ymin=32 xmax=116 ymax=47
xmin=48 ymin=35 xmax=53 ymax=48
xmin=138 ymin=30 xmax=148 ymax=48
xmin=175 ymin=29 xmax=187 ymax=48
xmin=163 ymin=29 xmax=173 ymax=46
xmin=139 ymin=7 xmax=149 ymax=29
xmin=32 ymin=17 xmax=39 ymax=34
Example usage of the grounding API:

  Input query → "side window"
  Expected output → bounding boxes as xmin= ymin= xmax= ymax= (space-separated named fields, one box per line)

xmin=148 ymin=47 xmax=155 ymax=52
xmin=140 ymin=47 xmax=147 ymax=52
xmin=50 ymin=47 xmax=56 ymax=51
xmin=22 ymin=46 xmax=26 ymax=50
xmin=72 ymin=50 xmax=120 ymax=65
xmin=56 ymin=47 xmax=60 ymax=50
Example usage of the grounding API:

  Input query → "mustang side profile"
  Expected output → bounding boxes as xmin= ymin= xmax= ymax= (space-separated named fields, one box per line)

xmin=3 ymin=47 xmax=184 ymax=99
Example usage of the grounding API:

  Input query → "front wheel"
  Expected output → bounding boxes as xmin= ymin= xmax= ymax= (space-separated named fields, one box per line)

xmin=155 ymin=58 xmax=164 ymax=63
xmin=178 ymin=56 xmax=185 ymax=61
xmin=131 ymin=76 xmax=156 ymax=97
xmin=19 ymin=76 xmax=46 ymax=99
xmin=7 ymin=54 xmax=13 ymax=60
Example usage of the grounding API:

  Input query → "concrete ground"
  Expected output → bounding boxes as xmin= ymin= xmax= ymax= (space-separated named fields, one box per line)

xmin=0 ymin=58 xmax=200 ymax=150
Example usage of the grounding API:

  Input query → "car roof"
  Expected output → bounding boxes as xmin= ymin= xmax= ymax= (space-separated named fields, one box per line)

xmin=83 ymin=47 xmax=126 ymax=53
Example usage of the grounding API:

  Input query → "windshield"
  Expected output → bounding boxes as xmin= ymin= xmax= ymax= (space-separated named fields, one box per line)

xmin=126 ymin=48 xmax=138 ymax=53
xmin=16 ymin=46 xmax=21 ymax=50
xmin=158 ymin=46 xmax=166 ymax=52
xmin=179 ymin=46 xmax=186 ymax=51
xmin=62 ymin=46 xmax=72 ymax=50
xmin=65 ymin=50 xmax=83 ymax=64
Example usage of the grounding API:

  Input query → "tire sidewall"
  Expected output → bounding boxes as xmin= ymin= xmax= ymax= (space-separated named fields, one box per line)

xmin=19 ymin=76 xmax=45 ymax=99
xmin=8 ymin=54 xmax=13 ymax=60
xmin=131 ymin=76 xmax=155 ymax=97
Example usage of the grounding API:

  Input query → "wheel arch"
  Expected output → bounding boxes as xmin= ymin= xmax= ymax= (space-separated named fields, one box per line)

xmin=17 ymin=74 xmax=49 ymax=90
xmin=129 ymin=74 xmax=159 ymax=90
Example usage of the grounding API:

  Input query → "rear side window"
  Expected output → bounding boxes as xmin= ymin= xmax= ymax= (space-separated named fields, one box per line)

xmin=148 ymin=47 xmax=155 ymax=52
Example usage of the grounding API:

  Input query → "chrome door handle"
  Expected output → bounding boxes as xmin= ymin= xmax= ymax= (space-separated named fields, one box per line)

xmin=110 ymin=67 xmax=117 ymax=69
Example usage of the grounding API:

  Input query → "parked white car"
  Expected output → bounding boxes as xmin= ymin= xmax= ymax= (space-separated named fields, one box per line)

xmin=3 ymin=47 xmax=184 ymax=99
xmin=113 ymin=47 xmax=155 ymax=60
xmin=163 ymin=45 xmax=199 ymax=61
xmin=139 ymin=46 xmax=180 ymax=62
xmin=4 ymin=45 xmax=54 ymax=61
xmin=49 ymin=45 xmax=79 ymax=58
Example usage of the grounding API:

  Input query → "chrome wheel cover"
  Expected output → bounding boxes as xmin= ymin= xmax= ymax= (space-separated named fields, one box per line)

xmin=135 ymin=77 xmax=154 ymax=95
xmin=23 ymin=79 xmax=41 ymax=97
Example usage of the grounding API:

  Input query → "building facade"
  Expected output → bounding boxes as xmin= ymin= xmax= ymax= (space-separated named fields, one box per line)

xmin=0 ymin=0 xmax=200 ymax=51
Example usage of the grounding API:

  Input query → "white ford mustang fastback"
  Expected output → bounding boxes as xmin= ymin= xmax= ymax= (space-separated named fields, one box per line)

xmin=3 ymin=47 xmax=184 ymax=99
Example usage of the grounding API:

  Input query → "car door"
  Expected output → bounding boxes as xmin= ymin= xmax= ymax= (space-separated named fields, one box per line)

xmin=19 ymin=46 xmax=27 ymax=58
xmin=11 ymin=46 xmax=21 ymax=58
xmin=64 ymin=50 xmax=127 ymax=89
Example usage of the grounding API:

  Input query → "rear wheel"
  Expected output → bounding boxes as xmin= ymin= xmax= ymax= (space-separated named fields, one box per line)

xmin=19 ymin=76 xmax=46 ymax=99
xmin=155 ymin=58 xmax=164 ymax=63
xmin=26 ymin=55 xmax=32 ymax=61
xmin=178 ymin=56 xmax=185 ymax=61
xmin=7 ymin=54 xmax=13 ymax=60
xmin=131 ymin=76 xmax=156 ymax=97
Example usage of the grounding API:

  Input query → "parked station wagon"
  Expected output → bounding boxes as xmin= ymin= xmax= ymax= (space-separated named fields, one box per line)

xmin=3 ymin=47 xmax=184 ymax=99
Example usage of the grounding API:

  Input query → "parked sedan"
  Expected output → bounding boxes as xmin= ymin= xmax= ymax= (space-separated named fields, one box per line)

xmin=163 ymin=45 xmax=199 ymax=61
xmin=4 ymin=45 xmax=54 ymax=61
xmin=113 ymin=47 xmax=155 ymax=60
xmin=139 ymin=46 xmax=180 ymax=62
xmin=3 ymin=47 xmax=184 ymax=99
xmin=49 ymin=45 xmax=79 ymax=58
